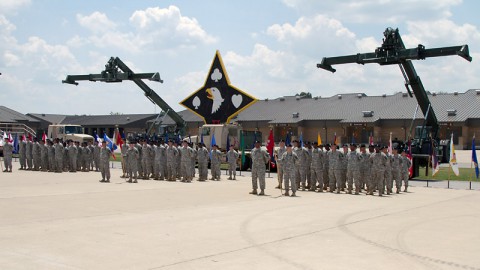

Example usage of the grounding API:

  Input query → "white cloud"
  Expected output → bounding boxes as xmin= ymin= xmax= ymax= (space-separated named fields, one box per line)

xmin=129 ymin=5 xmax=217 ymax=45
xmin=3 ymin=51 xmax=21 ymax=66
xmin=0 ymin=0 xmax=30 ymax=12
xmin=76 ymin=12 xmax=116 ymax=33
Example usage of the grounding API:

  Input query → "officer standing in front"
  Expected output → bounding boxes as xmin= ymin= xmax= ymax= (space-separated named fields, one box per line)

xmin=99 ymin=140 xmax=112 ymax=182
xmin=249 ymin=140 xmax=269 ymax=196
xmin=282 ymin=143 xmax=298 ymax=196
xmin=226 ymin=145 xmax=239 ymax=180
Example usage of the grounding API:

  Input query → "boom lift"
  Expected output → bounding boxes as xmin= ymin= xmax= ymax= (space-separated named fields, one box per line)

xmin=317 ymin=27 xmax=472 ymax=176
xmin=62 ymin=57 xmax=186 ymax=137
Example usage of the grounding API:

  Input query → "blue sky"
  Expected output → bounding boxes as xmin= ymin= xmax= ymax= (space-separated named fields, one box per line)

xmin=1 ymin=0 xmax=479 ymax=115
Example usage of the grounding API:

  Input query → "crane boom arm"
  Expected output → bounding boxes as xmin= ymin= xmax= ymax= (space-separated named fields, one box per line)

xmin=317 ymin=27 xmax=472 ymax=139
xmin=62 ymin=57 xmax=186 ymax=133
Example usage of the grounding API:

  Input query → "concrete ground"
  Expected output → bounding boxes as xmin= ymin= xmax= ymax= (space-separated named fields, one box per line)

xmin=0 ymin=162 xmax=479 ymax=270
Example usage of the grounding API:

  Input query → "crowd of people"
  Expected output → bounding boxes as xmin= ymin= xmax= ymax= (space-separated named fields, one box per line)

xmin=3 ymin=136 xmax=412 ymax=199
xmin=271 ymin=140 xmax=412 ymax=197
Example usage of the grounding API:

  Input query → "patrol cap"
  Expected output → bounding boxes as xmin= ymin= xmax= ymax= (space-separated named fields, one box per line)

xmin=280 ymin=139 xmax=285 ymax=143
xmin=350 ymin=143 xmax=357 ymax=147
xmin=254 ymin=140 xmax=261 ymax=144
xmin=325 ymin=143 xmax=331 ymax=147
xmin=306 ymin=141 xmax=311 ymax=145
xmin=342 ymin=144 xmax=348 ymax=147
xmin=360 ymin=144 xmax=366 ymax=148
xmin=286 ymin=143 xmax=293 ymax=147
xmin=312 ymin=142 xmax=318 ymax=146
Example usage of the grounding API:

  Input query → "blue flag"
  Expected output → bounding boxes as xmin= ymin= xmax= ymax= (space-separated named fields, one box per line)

xmin=201 ymin=132 xmax=204 ymax=144
xmin=103 ymin=133 xmax=117 ymax=151
xmin=211 ymin=133 xmax=216 ymax=148
xmin=473 ymin=135 xmax=479 ymax=179
xmin=13 ymin=134 xmax=19 ymax=154
xmin=285 ymin=132 xmax=291 ymax=146
xmin=93 ymin=130 xmax=99 ymax=143
xmin=299 ymin=132 xmax=304 ymax=148
xmin=252 ymin=132 xmax=257 ymax=149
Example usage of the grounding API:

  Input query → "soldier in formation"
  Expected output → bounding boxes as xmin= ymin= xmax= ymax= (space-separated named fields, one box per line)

xmin=249 ymin=140 xmax=269 ymax=195
xmin=210 ymin=144 xmax=222 ymax=181
xmin=99 ymin=141 xmax=112 ymax=182
xmin=197 ymin=143 xmax=209 ymax=181
xmin=274 ymin=140 xmax=286 ymax=189
xmin=282 ymin=143 xmax=298 ymax=196
xmin=226 ymin=145 xmax=239 ymax=180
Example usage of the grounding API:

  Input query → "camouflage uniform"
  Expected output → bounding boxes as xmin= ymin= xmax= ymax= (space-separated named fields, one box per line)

xmin=19 ymin=139 xmax=26 ymax=170
xmin=275 ymin=146 xmax=287 ymax=188
xmin=32 ymin=141 xmax=41 ymax=171
xmin=323 ymin=146 xmax=331 ymax=190
xmin=81 ymin=145 xmax=91 ymax=172
xmin=159 ymin=143 xmax=167 ymax=180
xmin=281 ymin=150 xmax=298 ymax=195
xmin=305 ymin=146 xmax=313 ymax=188
xmin=68 ymin=143 xmax=78 ymax=172
xmin=180 ymin=145 xmax=193 ymax=182
xmin=166 ymin=144 xmax=178 ymax=181
xmin=328 ymin=148 xmax=344 ymax=193
xmin=135 ymin=143 xmax=143 ymax=177
xmin=153 ymin=144 xmax=161 ymax=180
xmin=226 ymin=149 xmax=239 ymax=180
xmin=125 ymin=146 xmax=139 ymax=183
xmin=310 ymin=147 xmax=324 ymax=192
xmin=401 ymin=154 xmax=411 ymax=192
xmin=47 ymin=143 xmax=55 ymax=172
xmin=76 ymin=143 xmax=82 ymax=171
xmin=384 ymin=153 xmax=393 ymax=194
xmin=359 ymin=149 xmax=370 ymax=191
xmin=175 ymin=144 xmax=182 ymax=179
xmin=346 ymin=150 xmax=362 ymax=194
xmin=191 ymin=147 xmax=197 ymax=178
xmin=149 ymin=142 xmax=155 ymax=178
xmin=26 ymin=140 xmax=33 ymax=170
xmin=99 ymin=145 xmax=112 ymax=182
xmin=197 ymin=146 xmax=209 ymax=181
xmin=369 ymin=151 xmax=387 ymax=196
xmin=340 ymin=147 xmax=349 ymax=190
xmin=88 ymin=143 xmax=95 ymax=171
xmin=141 ymin=143 xmax=152 ymax=179
xmin=210 ymin=148 xmax=222 ymax=181
xmin=3 ymin=142 xmax=13 ymax=172
xmin=250 ymin=146 xmax=269 ymax=194
xmin=392 ymin=153 xmax=402 ymax=193
xmin=294 ymin=145 xmax=309 ymax=190
xmin=93 ymin=144 xmax=100 ymax=171
xmin=54 ymin=141 xmax=64 ymax=173
xmin=40 ymin=142 xmax=48 ymax=171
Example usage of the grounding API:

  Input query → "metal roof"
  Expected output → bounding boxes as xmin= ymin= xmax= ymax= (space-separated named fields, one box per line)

xmin=27 ymin=113 xmax=67 ymax=124
xmin=0 ymin=106 xmax=39 ymax=123
xmin=60 ymin=114 xmax=157 ymax=126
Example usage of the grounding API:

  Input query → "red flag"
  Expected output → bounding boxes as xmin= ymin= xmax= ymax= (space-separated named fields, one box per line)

xmin=116 ymin=129 xmax=124 ymax=150
xmin=42 ymin=132 xmax=47 ymax=143
xmin=267 ymin=129 xmax=274 ymax=159
xmin=407 ymin=139 xmax=413 ymax=178
xmin=28 ymin=133 xmax=32 ymax=142
xmin=333 ymin=132 xmax=337 ymax=145
xmin=8 ymin=133 xmax=13 ymax=143
xmin=369 ymin=132 xmax=374 ymax=145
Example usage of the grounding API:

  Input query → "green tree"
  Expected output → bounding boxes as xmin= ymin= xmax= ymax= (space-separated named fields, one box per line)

xmin=295 ymin=92 xmax=312 ymax=98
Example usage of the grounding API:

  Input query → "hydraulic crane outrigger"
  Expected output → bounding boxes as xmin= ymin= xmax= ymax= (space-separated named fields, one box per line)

xmin=317 ymin=28 xmax=471 ymax=174
xmin=62 ymin=57 xmax=186 ymax=137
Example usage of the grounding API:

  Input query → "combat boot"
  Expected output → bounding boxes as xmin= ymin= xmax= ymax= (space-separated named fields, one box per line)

xmin=249 ymin=189 xmax=257 ymax=195
xmin=258 ymin=190 xmax=265 ymax=196
xmin=233 ymin=176 xmax=236 ymax=180
xmin=404 ymin=187 xmax=408 ymax=192
xmin=284 ymin=191 xmax=290 ymax=196
xmin=396 ymin=188 xmax=400 ymax=194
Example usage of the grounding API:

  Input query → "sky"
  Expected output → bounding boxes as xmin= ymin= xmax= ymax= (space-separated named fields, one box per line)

xmin=0 ymin=0 xmax=479 ymax=115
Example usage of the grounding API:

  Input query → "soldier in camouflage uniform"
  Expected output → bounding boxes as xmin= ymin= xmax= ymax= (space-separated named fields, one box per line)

xmin=47 ymin=140 xmax=55 ymax=172
xmin=135 ymin=140 xmax=143 ymax=178
xmin=305 ymin=142 xmax=313 ymax=189
xmin=226 ymin=145 xmax=239 ymax=180
xmin=400 ymin=149 xmax=411 ymax=192
xmin=328 ymin=144 xmax=344 ymax=193
xmin=340 ymin=144 xmax=349 ymax=191
xmin=210 ymin=144 xmax=222 ymax=181
xmin=125 ymin=141 xmax=139 ymax=183
xmin=54 ymin=138 xmax=64 ymax=173
xmin=346 ymin=144 xmax=363 ymax=194
xmin=2 ymin=140 xmax=13 ymax=172
xmin=75 ymin=141 xmax=82 ymax=171
xmin=383 ymin=147 xmax=393 ymax=195
xmin=282 ymin=143 xmax=298 ymax=196
xmin=323 ymin=144 xmax=331 ymax=190
xmin=249 ymin=141 xmax=269 ymax=195
xmin=159 ymin=141 xmax=167 ymax=180
xmin=367 ymin=144 xmax=376 ymax=193
xmin=99 ymin=141 xmax=112 ymax=182
xmin=175 ymin=142 xmax=182 ymax=179
xmin=141 ymin=140 xmax=152 ymax=180
xmin=190 ymin=143 xmax=197 ymax=178
xmin=68 ymin=141 xmax=78 ymax=172
xmin=82 ymin=142 xmax=91 ymax=172
xmin=310 ymin=142 xmax=324 ymax=192
xmin=93 ymin=142 xmax=100 ymax=172
xmin=391 ymin=148 xmax=402 ymax=194
xmin=152 ymin=141 xmax=161 ymax=180
xmin=26 ymin=137 xmax=33 ymax=170
xmin=40 ymin=140 xmax=48 ymax=172
xmin=197 ymin=143 xmax=209 ymax=181
xmin=274 ymin=140 xmax=286 ymax=189
xmin=87 ymin=141 xmax=95 ymax=171
xmin=63 ymin=141 xmax=69 ymax=172
xmin=166 ymin=140 xmax=178 ymax=181
xmin=149 ymin=141 xmax=156 ymax=178
xmin=369 ymin=145 xmax=387 ymax=196
xmin=32 ymin=138 xmax=41 ymax=171
xmin=19 ymin=136 xmax=26 ymax=170
xmin=293 ymin=140 xmax=309 ymax=191
xmin=179 ymin=140 xmax=193 ymax=182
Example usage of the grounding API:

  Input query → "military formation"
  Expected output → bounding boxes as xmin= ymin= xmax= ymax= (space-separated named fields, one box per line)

xmin=274 ymin=140 xmax=412 ymax=197
xmin=4 ymin=135 xmax=413 ymax=198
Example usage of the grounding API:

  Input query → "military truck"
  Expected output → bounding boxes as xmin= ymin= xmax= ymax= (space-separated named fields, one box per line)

xmin=47 ymin=124 xmax=94 ymax=143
